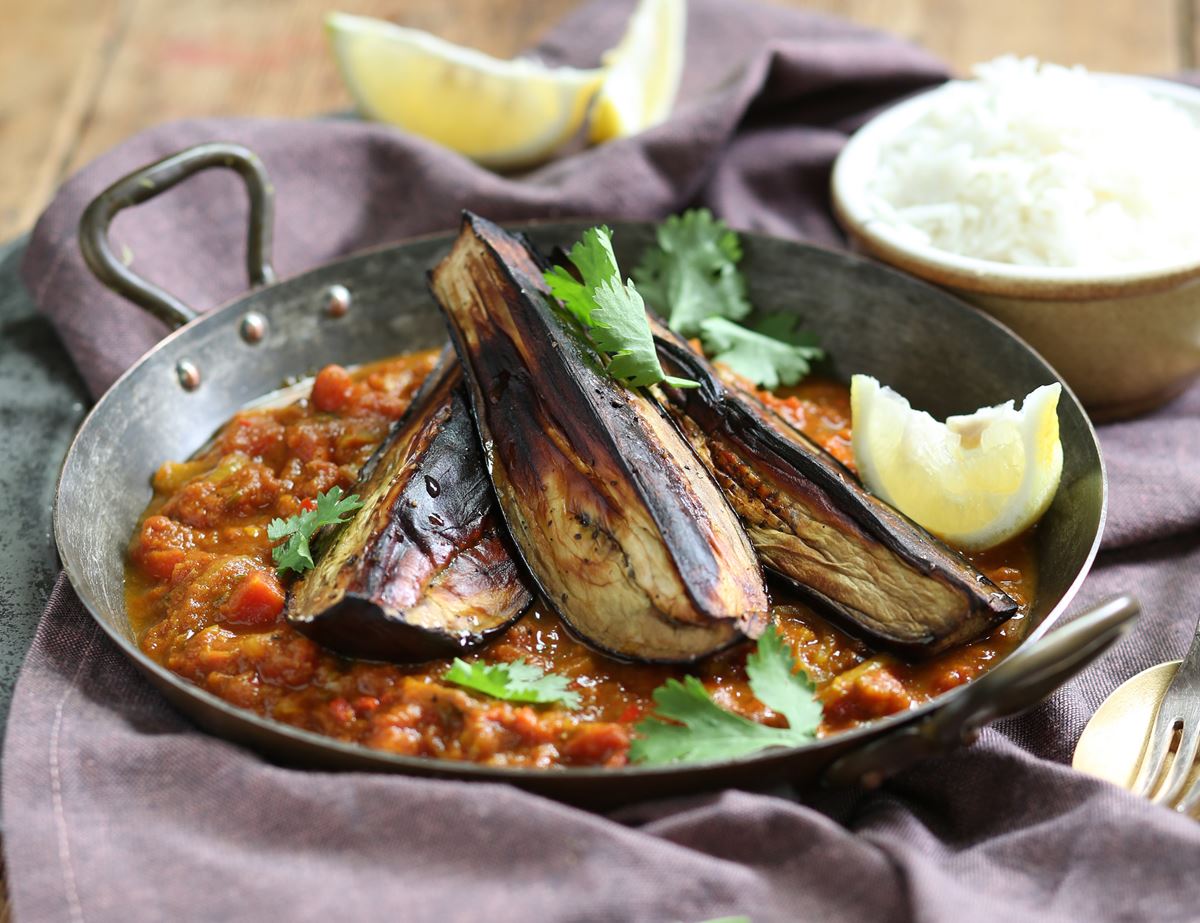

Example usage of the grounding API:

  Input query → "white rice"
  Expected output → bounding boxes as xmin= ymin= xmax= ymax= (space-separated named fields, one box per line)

xmin=865 ymin=56 xmax=1200 ymax=269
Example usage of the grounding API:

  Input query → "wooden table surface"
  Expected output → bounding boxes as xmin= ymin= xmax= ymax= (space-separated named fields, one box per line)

xmin=0 ymin=0 xmax=1189 ymax=917
xmin=2 ymin=0 xmax=1196 ymax=242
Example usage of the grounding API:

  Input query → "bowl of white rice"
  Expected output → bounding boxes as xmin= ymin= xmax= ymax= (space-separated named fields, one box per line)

xmin=832 ymin=56 xmax=1200 ymax=418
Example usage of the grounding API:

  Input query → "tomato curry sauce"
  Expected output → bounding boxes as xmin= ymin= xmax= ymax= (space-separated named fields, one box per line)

xmin=125 ymin=350 xmax=1035 ymax=769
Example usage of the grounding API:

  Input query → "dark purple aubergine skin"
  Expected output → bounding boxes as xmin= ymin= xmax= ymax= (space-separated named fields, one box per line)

xmin=650 ymin=320 xmax=1018 ymax=657
xmin=428 ymin=213 xmax=768 ymax=663
xmin=287 ymin=351 xmax=532 ymax=663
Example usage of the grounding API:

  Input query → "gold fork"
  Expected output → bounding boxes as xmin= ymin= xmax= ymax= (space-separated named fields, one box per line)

xmin=1130 ymin=621 xmax=1200 ymax=812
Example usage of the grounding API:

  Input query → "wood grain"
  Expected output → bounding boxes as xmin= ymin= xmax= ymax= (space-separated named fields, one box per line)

xmin=61 ymin=0 xmax=581 ymax=179
xmin=0 ymin=0 xmax=127 ymax=235
xmin=795 ymin=0 xmax=1180 ymax=75
xmin=0 ymin=0 xmax=1191 ymax=241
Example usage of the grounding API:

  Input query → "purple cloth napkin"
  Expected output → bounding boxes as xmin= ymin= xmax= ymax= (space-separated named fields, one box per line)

xmin=8 ymin=1 xmax=1200 ymax=920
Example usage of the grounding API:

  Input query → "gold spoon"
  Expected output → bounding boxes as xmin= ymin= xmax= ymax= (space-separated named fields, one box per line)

xmin=1073 ymin=660 xmax=1200 ymax=816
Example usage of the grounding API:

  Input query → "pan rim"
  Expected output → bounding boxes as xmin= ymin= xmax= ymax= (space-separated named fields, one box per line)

xmin=51 ymin=219 xmax=1108 ymax=782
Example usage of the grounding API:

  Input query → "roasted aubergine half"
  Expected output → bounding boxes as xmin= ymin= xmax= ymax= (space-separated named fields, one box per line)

xmin=287 ymin=351 xmax=532 ymax=662
xmin=430 ymin=213 xmax=770 ymax=663
xmin=651 ymin=322 xmax=1018 ymax=656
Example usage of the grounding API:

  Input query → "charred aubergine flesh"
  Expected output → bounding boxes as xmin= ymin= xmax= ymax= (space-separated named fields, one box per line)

xmin=651 ymin=322 xmax=1018 ymax=656
xmin=287 ymin=351 xmax=532 ymax=662
xmin=430 ymin=213 xmax=770 ymax=663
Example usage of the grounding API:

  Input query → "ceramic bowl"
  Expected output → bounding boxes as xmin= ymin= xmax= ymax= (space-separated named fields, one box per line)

xmin=831 ymin=74 xmax=1200 ymax=420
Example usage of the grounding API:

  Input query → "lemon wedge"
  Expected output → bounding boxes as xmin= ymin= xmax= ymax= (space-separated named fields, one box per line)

xmin=327 ymin=13 xmax=604 ymax=169
xmin=588 ymin=0 xmax=686 ymax=142
xmin=850 ymin=375 xmax=1064 ymax=551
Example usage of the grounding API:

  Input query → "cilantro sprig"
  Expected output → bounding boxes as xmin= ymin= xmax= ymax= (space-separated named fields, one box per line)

xmin=699 ymin=317 xmax=823 ymax=391
xmin=544 ymin=226 xmax=697 ymax=390
xmin=267 ymin=486 xmax=364 ymax=576
xmin=443 ymin=658 xmax=582 ymax=708
xmin=633 ymin=209 xmax=824 ymax=389
xmin=634 ymin=208 xmax=752 ymax=336
xmin=629 ymin=626 xmax=822 ymax=765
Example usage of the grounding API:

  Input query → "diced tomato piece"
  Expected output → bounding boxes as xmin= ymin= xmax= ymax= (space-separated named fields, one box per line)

xmin=221 ymin=570 xmax=286 ymax=626
xmin=311 ymin=365 xmax=354 ymax=413
xmin=617 ymin=702 xmax=643 ymax=724
xmin=140 ymin=548 xmax=187 ymax=582
xmin=300 ymin=497 xmax=317 ymax=512
xmin=131 ymin=515 xmax=196 ymax=580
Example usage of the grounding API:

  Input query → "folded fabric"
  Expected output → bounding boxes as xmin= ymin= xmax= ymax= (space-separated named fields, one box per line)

xmin=9 ymin=1 xmax=1200 ymax=920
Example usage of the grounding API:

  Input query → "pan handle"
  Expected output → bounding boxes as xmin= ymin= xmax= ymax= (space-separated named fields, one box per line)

xmin=822 ymin=595 xmax=1140 ymax=788
xmin=78 ymin=142 xmax=277 ymax=329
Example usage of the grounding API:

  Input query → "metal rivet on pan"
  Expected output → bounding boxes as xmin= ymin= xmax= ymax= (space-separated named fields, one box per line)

xmin=176 ymin=360 xmax=201 ymax=391
xmin=239 ymin=312 xmax=267 ymax=344
xmin=325 ymin=284 xmax=351 ymax=318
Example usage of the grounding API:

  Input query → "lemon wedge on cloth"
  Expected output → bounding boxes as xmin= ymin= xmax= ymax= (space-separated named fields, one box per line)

xmin=588 ymin=0 xmax=687 ymax=142
xmin=850 ymin=375 xmax=1063 ymax=551
xmin=327 ymin=12 xmax=604 ymax=169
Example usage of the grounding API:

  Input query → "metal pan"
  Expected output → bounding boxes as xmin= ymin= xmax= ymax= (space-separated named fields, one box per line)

xmin=54 ymin=142 xmax=1135 ymax=808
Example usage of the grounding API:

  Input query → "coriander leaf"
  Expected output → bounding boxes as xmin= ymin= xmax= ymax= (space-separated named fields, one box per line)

xmin=590 ymin=276 xmax=696 ymax=389
xmin=745 ymin=625 xmax=823 ymax=734
xmin=544 ymin=225 xmax=619 ymax=327
xmin=751 ymin=312 xmax=822 ymax=350
xmin=266 ymin=516 xmax=299 ymax=540
xmin=544 ymin=226 xmax=696 ymax=390
xmin=632 ymin=208 xmax=752 ymax=336
xmin=628 ymin=676 xmax=798 ymax=764
xmin=269 ymin=529 xmax=315 ymax=576
xmin=313 ymin=485 xmax=363 ymax=525
xmin=629 ymin=626 xmax=821 ymax=765
xmin=631 ymin=210 xmax=824 ymax=387
xmin=269 ymin=486 xmax=364 ymax=576
xmin=698 ymin=316 xmax=824 ymax=390
xmin=443 ymin=658 xmax=582 ymax=708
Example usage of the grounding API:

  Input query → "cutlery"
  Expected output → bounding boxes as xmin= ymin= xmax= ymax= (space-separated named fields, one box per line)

xmin=1074 ymin=615 xmax=1200 ymax=814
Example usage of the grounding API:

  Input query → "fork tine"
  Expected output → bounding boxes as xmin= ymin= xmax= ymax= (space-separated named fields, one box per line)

xmin=1132 ymin=703 xmax=1179 ymax=798
xmin=1174 ymin=767 xmax=1200 ymax=815
xmin=1134 ymin=615 xmax=1200 ymax=805
xmin=1153 ymin=721 xmax=1200 ymax=805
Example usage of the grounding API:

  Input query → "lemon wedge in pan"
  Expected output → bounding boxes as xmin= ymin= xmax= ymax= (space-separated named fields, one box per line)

xmin=850 ymin=375 xmax=1064 ymax=551
xmin=588 ymin=0 xmax=687 ymax=142
xmin=327 ymin=12 xmax=604 ymax=170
